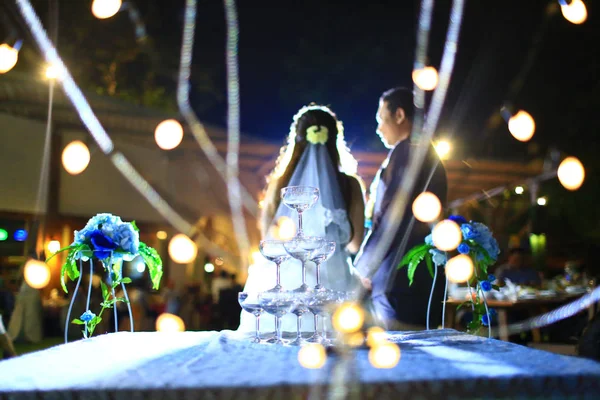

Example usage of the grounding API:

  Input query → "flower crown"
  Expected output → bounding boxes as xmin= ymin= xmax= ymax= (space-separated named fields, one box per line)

xmin=306 ymin=125 xmax=329 ymax=145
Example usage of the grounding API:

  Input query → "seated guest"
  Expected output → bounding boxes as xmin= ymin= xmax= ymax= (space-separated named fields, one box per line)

xmin=494 ymin=248 xmax=541 ymax=286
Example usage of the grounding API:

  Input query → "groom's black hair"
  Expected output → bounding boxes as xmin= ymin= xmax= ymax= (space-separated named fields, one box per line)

xmin=380 ymin=87 xmax=415 ymax=121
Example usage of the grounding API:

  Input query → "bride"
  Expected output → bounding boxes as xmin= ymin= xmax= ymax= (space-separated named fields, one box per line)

xmin=238 ymin=104 xmax=365 ymax=333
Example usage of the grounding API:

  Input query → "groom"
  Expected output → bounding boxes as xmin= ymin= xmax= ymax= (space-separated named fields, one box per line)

xmin=354 ymin=87 xmax=447 ymax=330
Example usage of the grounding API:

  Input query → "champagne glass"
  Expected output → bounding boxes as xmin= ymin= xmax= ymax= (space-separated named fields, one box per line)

xmin=289 ymin=292 xmax=310 ymax=346
xmin=306 ymin=290 xmax=330 ymax=344
xmin=310 ymin=241 xmax=336 ymax=291
xmin=281 ymin=186 xmax=319 ymax=237
xmin=259 ymin=240 xmax=290 ymax=292
xmin=258 ymin=291 xmax=295 ymax=345
xmin=238 ymin=292 xmax=263 ymax=343
xmin=284 ymin=236 xmax=324 ymax=292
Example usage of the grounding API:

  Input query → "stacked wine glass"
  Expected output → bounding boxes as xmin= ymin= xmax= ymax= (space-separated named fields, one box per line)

xmin=238 ymin=186 xmax=356 ymax=346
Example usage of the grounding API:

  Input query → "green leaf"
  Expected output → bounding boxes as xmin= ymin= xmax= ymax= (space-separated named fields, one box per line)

xmin=91 ymin=316 xmax=102 ymax=325
xmin=121 ymin=277 xmax=132 ymax=284
xmin=131 ymin=221 xmax=139 ymax=232
xmin=139 ymin=242 xmax=163 ymax=290
xmin=407 ymin=251 xmax=427 ymax=286
xmin=101 ymin=281 xmax=109 ymax=300
xmin=398 ymin=243 xmax=431 ymax=268
xmin=492 ymin=284 xmax=500 ymax=291
xmin=425 ymin=253 xmax=434 ymax=278
xmin=72 ymin=318 xmax=85 ymax=325
xmin=115 ymin=297 xmax=129 ymax=304
xmin=45 ymin=244 xmax=74 ymax=263
xmin=456 ymin=301 xmax=472 ymax=312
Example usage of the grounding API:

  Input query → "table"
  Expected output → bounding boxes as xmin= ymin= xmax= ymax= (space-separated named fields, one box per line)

xmin=1 ymin=329 xmax=600 ymax=399
xmin=445 ymin=294 xmax=594 ymax=342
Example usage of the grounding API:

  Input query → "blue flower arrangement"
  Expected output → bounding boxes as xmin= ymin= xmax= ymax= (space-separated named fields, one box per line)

xmin=48 ymin=213 xmax=163 ymax=337
xmin=398 ymin=215 xmax=501 ymax=334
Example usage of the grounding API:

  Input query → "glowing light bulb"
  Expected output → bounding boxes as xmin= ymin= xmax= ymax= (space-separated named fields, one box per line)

xmin=432 ymin=220 xmax=462 ymax=251
xmin=156 ymin=230 xmax=167 ymax=240
xmin=537 ymin=197 xmax=547 ymax=206
xmin=0 ymin=229 xmax=7 ymax=241
xmin=366 ymin=326 xmax=387 ymax=347
xmin=445 ymin=254 xmax=474 ymax=283
xmin=204 ymin=263 xmax=215 ymax=273
xmin=508 ymin=110 xmax=535 ymax=142
xmin=168 ymin=234 xmax=197 ymax=264
xmin=0 ymin=43 xmax=19 ymax=74
xmin=62 ymin=140 xmax=90 ymax=175
xmin=558 ymin=156 xmax=585 ymax=191
xmin=155 ymin=119 xmax=184 ymax=150
xmin=412 ymin=66 xmax=439 ymax=91
xmin=24 ymin=259 xmax=51 ymax=289
xmin=91 ymin=0 xmax=122 ymax=19
xmin=561 ymin=0 xmax=587 ymax=24
xmin=434 ymin=140 xmax=451 ymax=159
xmin=369 ymin=343 xmax=401 ymax=369
xmin=14 ymin=229 xmax=28 ymax=241
xmin=45 ymin=64 xmax=62 ymax=80
xmin=412 ymin=192 xmax=442 ymax=223
xmin=47 ymin=240 xmax=61 ymax=254
xmin=156 ymin=313 xmax=185 ymax=332
xmin=515 ymin=186 xmax=524 ymax=195
xmin=332 ymin=302 xmax=365 ymax=334
xmin=298 ymin=343 xmax=327 ymax=369
xmin=276 ymin=216 xmax=296 ymax=240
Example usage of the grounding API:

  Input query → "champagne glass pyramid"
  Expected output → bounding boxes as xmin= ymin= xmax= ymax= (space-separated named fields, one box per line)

xmin=259 ymin=240 xmax=290 ymax=292
xmin=281 ymin=186 xmax=319 ymax=237
xmin=284 ymin=236 xmax=324 ymax=293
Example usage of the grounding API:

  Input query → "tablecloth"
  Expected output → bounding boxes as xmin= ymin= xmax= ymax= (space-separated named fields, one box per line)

xmin=1 ymin=329 xmax=599 ymax=399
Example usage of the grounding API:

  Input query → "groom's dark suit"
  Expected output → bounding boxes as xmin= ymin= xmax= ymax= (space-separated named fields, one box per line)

xmin=354 ymin=138 xmax=447 ymax=328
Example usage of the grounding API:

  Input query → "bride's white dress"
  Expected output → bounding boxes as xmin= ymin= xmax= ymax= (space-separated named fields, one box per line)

xmin=238 ymin=145 xmax=355 ymax=333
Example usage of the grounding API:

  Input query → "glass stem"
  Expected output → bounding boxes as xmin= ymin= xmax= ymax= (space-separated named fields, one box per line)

xmin=315 ymin=262 xmax=321 ymax=287
xmin=255 ymin=314 xmax=261 ymax=341
xmin=276 ymin=262 xmax=281 ymax=288
xmin=301 ymin=261 xmax=307 ymax=286
xmin=322 ymin=315 xmax=328 ymax=339
xmin=297 ymin=211 xmax=303 ymax=236
xmin=313 ymin=314 xmax=319 ymax=336
xmin=276 ymin=316 xmax=282 ymax=342
xmin=296 ymin=314 xmax=302 ymax=340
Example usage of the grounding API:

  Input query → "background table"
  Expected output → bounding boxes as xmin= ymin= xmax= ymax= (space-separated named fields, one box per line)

xmin=1 ymin=329 xmax=600 ymax=399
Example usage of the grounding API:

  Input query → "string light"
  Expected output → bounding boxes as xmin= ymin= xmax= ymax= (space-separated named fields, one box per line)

xmin=434 ymin=140 xmax=451 ymax=159
xmin=0 ymin=43 xmax=19 ymax=74
xmin=515 ymin=186 xmax=524 ymax=195
xmin=156 ymin=230 xmax=167 ymax=240
xmin=47 ymin=240 xmax=61 ymax=254
xmin=298 ymin=343 xmax=327 ymax=369
xmin=368 ymin=343 xmax=401 ymax=369
xmin=412 ymin=192 xmax=442 ymax=223
xmin=156 ymin=313 xmax=185 ymax=332
xmin=24 ymin=259 xmax=51 ymax=289
xmin=62 ymin=140 xmax=90 ymax=175
xmin=537 ymin=197 xmax=547 ymax=206
xmin=445 ymin=254 xmax=474 ymax=283
xmin=557 ymin=156 xmax=585 ymax=191
xmin=332 ymin=302 xmax=365 ymax=334
xmin=508 ymin=110 xmax=535 ymax=142
xmin=560 ymin=0 xmax=587 ymax=24
xmin=412 ymin=66 xmax=439 ymax=91
xmin=91 ymin=0 xmax=122 ymax=19
xmin=45 ymin=63 xmax=62 ymax=80
xmin=168 ymin=234 xmax=197 ymax=264
xmin=432 ymin=220 xmax=462 ymax=251
xmin=154 ymin=119 xmax=184 ymax=150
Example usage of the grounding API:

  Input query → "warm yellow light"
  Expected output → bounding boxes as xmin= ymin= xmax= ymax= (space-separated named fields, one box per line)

xmin=215 ymin=257 xmax=224 ymax=266
xmin=45 ymin=64 xmax=61 ymax=80
xmin=332 ymin=302 xmax=365 ymax=334
xmin=62 ymin=140 xmax=91 ymax=175
xmin=558 ymin=156 xmax=585 ymax=191
xmin=251 ymin=250 xmax=262 ymax=264
xmin=508 ymin=110 xmax=535 ymax=142
xmin=366 ymin=326 xmax=387 ymax=347
xmin=432 ymin=220 xmax=462 ymax=251
xmin=91 ymin=0 xmax=122 ymax=19
xmin=24 ymin=259 xmax=51 ymax=289
xmin=434 ymin=140 xmax=451 ymax=159
xmin=168 ymin=234 xmax=198 ymax=264
xmin=412 ymin=192 xmax=442 ymax=223
xmin=537 ymin=197 xmax=547 ymax=206
xmin=0 ymin=44 xmax=19 ymax=74
xmin=156 ymin=230 xmax=168 ymax=240
xmin=515 ymin=186 xmax=524 ymax=195
xmin=47 ymin=240 xmax=61 ymax=254
xmin=155 ymin=119 xmax=184 ymax=150
xmin=204 ymin=263 xmax=215 ymax=273
xmin=345 ymin=332 xmax=365 ymax=347
xmin=298 ymin=343 xmax=327 ymax=369
xmin=445 ymin=254 xmax=474 ymax=283
xmin=276 ymin=216 xmax=296 ymax=240
xmin=369 ymin=343 xmax=401 ymax=369
xmin=412 ymin=66 xmax=439 ymax=91
xmin=156 ymin=313 xmax=185 ymax=332
xmin=561 ymin=0 xmax=587 ymax=24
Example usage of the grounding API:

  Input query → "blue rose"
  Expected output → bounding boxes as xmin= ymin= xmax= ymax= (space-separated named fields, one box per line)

xmin=461 ymin=223 xmax=479 ymax=240
xmin=448 ymin=215 xmax=467 ymax=225
xmin=480 ymin=280 xmax=492 ymax=292
xmin=90 ymin=229 xmax=118 ymax=260
xmin=458 ymin=243 xmax=470 ymax=254
xmin=425 ymin=234 xmax=433 ymax=246
xmin=481 ymin=309 xmax=496 ymax=326
xmin=80 ymin=310 xmax=96 ymax=322
xmin=429 ymin=249 xmax=447 ymax=266
xmin=488 ymin=274 xmax=496 ymax=282
xmin=114 ymin=223 xmax=139 ymax=257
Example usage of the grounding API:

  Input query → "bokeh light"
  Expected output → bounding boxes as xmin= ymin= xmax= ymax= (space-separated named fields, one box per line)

xmin=47 ymin=240 xmax=61 ymax=254
xmin=155 ymin=119 xmax=184 ymax=150
xmin=434 ymin=140 xmax=451 ymax=159
xmin=276 ymin=216 xmax=296 ymax=240
xmin=332 ymin=302 xmax=365 ymax=334
xmin=366 ymin=326 xmax=387 ymax=347
xmin=369 ymin=343 xmax=401 ymax=369
xmin=0 ymin=229 xmax=8 ymax=241
xmin=14 ymin=229 xmax=28 ymax=242
xmin=45 ymin=63 xmax=62 ymax=80
xmin=537 ymin=197 xmax=547 ymax=206
xmin=514 ymin=186 xmax=524 ymax=195
xmin=412 ymin=66 xmax=439 ymax=91
xmin=24 ymin=259 xmax=51 ymax=289
xmin=156 ymin=230 xmax=168 ymax=240
xmin=557 ymin=156 xmax=585 ymax=191
xmin=156 ymin=313 xmax=185 ymax=332
xmin=432 ymin=220 xmax=462 ymax=251
xmin=412 ymin=192 xmax=442 ymax=223
xmin=62 ymin=140 xmax=91 ymax=175
xmin=204 ymin=263 xmax=215 ymax=273
xmin=168 ymin=234 xmax=198 ymax=264
xmin=508 ymin=110 xmax=535 ymax=142
xmin=0 ymin=44 xmax=19 ymax=74
xmin=91 ymin=0 xmax=122 ymax=19
xmin=445 ymin=254 xmax=474 ymax=283
xmin=561 ymin=0 xmax=587 ymax=24
xmin=298 ymin=343 xmax=327 ymax=369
